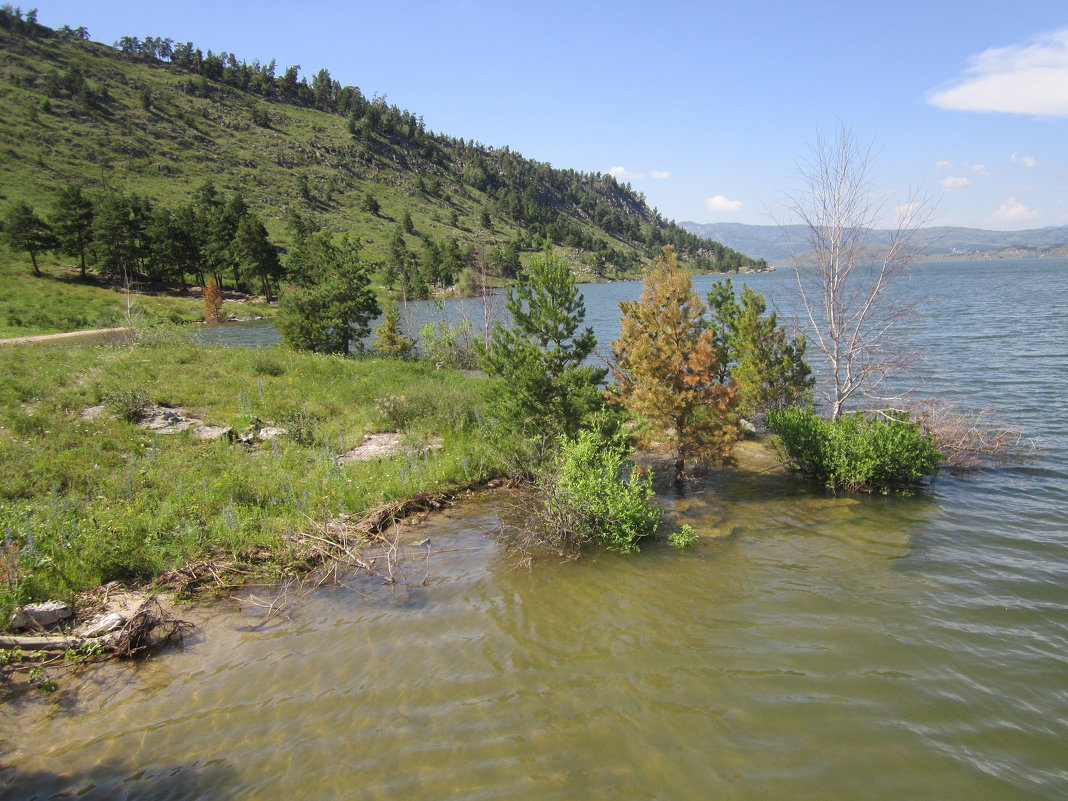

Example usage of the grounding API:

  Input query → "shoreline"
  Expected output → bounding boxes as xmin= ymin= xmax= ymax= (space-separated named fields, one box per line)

xmin=0 ymin=326 xmax=132 ymax=345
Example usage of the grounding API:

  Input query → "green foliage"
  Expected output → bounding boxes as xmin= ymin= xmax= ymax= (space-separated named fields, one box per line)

xmin=419 ymin=310 xmax=477 ymax=368
xmin=668 ymin=524 xmax=697 ymax=549
xmin=766 ymin=406 xmax=943 ymax=493
xmin=275 ymin=405 xmax=321 ymax=446
xmin=373 ymin=298 xmax=416 ymax=358
xmin=1 ymin=201 xmax=55 ymax=274
xmin=104 ymin=387 xmax=150 ymax=421
xmin=0 ymin=342 xmax=503 ymax=618
xmin=707 ymin=278 xmax=813 ymax=421
xmin=534 ymin=429 xmax=660 ymax=556
xmin=276 ymin=233 xmax=379 ymax=354
xmin=477 ymin=245 xmax=606 ymax=442
xmin=0 ymin=14 xmax=760 ymax=315
xmin=610 ymin=246 xmax=739 ymax=479
xmin=252 ymin=355 xmax=285 ymax=377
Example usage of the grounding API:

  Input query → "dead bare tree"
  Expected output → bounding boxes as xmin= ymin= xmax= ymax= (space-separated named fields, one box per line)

xmin=784 ymin=126 xmax=933 ymax=419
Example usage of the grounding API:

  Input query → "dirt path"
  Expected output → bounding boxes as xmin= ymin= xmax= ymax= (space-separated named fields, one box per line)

xmin=0 ymin=326 xmax=132 ymax=345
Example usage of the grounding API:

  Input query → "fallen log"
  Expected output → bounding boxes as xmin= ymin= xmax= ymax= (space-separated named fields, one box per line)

xmin=0 ymin=633 xmax=119 ymax=651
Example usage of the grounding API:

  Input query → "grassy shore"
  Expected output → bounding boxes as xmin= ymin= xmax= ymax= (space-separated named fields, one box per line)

xmin=0 ymin=255 xmax=274 ymax=338
xmin=0 ymin=333 xmax=503 ymax=624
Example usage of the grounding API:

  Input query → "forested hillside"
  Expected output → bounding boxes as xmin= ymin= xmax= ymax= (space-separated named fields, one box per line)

xmin=0 ymin=7 xmax=761 ymax=313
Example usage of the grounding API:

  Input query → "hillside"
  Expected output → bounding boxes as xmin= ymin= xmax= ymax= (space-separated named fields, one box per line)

xmin=680 ymin=220 xmax=1068 ymax=264
xmin=0 ymin=9 xmax=760 ymax=309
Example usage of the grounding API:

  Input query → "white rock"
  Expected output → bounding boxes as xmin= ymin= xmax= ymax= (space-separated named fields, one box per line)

xmin=193 ymin=425 xmax=233 ymax=441
xmin=257 ymin=426 xmax=287 ymax=440
xmin=16 ymin=600 xmax=73 ymax=629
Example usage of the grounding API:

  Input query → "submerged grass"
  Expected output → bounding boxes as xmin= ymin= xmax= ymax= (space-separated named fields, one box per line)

xmin=0 ymin=336 xmax=503 ymax=623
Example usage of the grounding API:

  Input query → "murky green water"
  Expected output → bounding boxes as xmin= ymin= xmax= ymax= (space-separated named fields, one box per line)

xmin=4 ymin=260 xmax=1067 ymax=800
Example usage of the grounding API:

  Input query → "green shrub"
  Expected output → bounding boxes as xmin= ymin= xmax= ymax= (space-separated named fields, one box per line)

xmin=766 ymin=406 xmax=942 ymax=493
xmin=533 ymin=429 xmax=661 ymax=555
xmin=419 ymin=318 xmax=477 ymax=369
xmin=276 ymin=405 xmax=321 ymax=446
xmin=252 ymin=355 xmax=285 ymax=377
xmin=668 ymin=524 xmax=698 ymax=549
xmin=105 ymin=387 xmax=150 ymax=422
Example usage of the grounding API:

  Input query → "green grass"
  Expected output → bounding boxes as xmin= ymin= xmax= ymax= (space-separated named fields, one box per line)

xmin=0 ymin=336 xmax=504 ymax=622
xmin=0 ymin=29 xmax=541 ymax=264
xmin=0 ymin=254 xmax=272 ymax=337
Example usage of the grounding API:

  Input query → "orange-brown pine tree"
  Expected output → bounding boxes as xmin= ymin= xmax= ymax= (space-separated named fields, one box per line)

xmin=203 ymin=278 xmax=223 ymax=324
xmin=608 ymin=245 xmax=739 ymax=480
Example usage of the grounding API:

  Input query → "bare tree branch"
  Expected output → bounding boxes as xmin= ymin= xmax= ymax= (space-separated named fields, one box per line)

xmin=783 ymin=125 xmax=934 ymax=419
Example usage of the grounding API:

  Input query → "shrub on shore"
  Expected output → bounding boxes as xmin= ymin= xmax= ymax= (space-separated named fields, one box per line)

xmin=766 ymin=406 xmax=942 ymax=493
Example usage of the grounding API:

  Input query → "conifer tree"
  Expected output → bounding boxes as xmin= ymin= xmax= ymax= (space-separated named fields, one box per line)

xmin=477 ymin=244 xmax=606 ymax=441
xmin=609 ymin=245 xmax=738 ymax=480
xmin=707 ymin=278 xmax=813 ymax=421
xmin=203 ymin=278 xmax=223 ymax=323
xmin=1 ymin=201 xmax=55 ymax=276
xmin=50 ymin=185 xmax=94 ymax=277
xmin=277 ymin=233 xmax=378 ymax=355
xmin=373 ymin=298 xmax=415 ymax=358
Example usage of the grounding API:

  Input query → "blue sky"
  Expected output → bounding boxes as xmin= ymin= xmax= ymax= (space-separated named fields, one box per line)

xmin=33 ymin=0 xmax=1068 ymax=230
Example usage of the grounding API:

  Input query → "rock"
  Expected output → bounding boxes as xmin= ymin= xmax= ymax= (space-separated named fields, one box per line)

xmin=257 ymin=426 xmax=286 ymax=441
xmin=10 ymin=600 xmax=73 ymax=630
xmin=140 ymin=405 xmax=202 ymax=434
xmin=739 ymin=418 xmax=758 ymax=436
xmin=193 ymin=425 xmax=234 ymax=441
xmin=81 ymin=404 xmax=106 ymax=420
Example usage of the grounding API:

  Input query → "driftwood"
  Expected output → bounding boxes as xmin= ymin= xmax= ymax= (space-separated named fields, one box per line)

xmin=0 ymin=633 xmax=118 ymax=651
xmin=0 ymin=597 xmax=190 ymax=656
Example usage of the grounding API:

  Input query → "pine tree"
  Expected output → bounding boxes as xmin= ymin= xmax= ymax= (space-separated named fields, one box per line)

xmin=203 ymin=278 xmax=223 ymax=323
xmin=233 ymin=214 xmax=282 ymax=301
xmin=277 ymin=233 xmax=378 ymax=354
xmin=50 ymin=185 xmax=94 ymax=277
xmin=707 ymin=279 xmax=813 ymax=421
xmin=1 ymin=201 xmax=56 ymax=276
xmin=373 ymin=298 xmax=415 ymax=358
xmin=477 ymin=245 xmax=606 ymax=441
xmin=609 ymin=245 xmax=738 ymax=480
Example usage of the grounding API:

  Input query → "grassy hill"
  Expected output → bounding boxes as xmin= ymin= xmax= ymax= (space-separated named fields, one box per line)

xmin=0 ymin=11 xmax=761 ymax=335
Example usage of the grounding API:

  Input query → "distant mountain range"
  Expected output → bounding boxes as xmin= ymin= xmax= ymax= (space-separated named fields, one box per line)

xmin=679 ymin=221 xmax=1068 ymax=264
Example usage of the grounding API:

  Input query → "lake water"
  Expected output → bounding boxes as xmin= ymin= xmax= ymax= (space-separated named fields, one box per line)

xmin=4 ymin=259 xmax=1068 ymax=800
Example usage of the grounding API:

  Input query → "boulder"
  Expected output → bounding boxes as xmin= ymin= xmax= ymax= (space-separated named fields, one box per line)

xmin=193 ymin=424 xmax=234 ymax=441
xmin=140 ymin=405 xmax=203 ymax=434
xmin=9 ymin=600 xmax=73 ymax=630
xmin=80 ymin=404 xmax=106 ymax=420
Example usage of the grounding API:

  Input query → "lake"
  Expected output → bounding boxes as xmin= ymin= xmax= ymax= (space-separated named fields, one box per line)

xmin=4 ymin=258 xmax=1067 ymax=800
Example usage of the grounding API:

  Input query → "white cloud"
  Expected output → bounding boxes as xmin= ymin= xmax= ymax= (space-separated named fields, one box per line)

xmin=935 ymin=160 xmax=952 ymax=170
xmin=704 ymin=194 xmax=743 ymax=213
xmin=965 ymin=163 xmax=989 ymax=174
xmin=607 ymin=166 xmax=643 ymax=180
xmin=939 ymin=175 xmax=972 ymax=190
xmin=992 ymin=197 xmax=1038 ymax=221
xmin=928 ymin=27 xmax=1068 ymax=116
xmin=895 ymin=201 xmax=923 ymax=222
xmin=649 ymin=170 xmax=671 ymax=179
xmin=1010 ymin=152 xmax=1038 ymax=167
